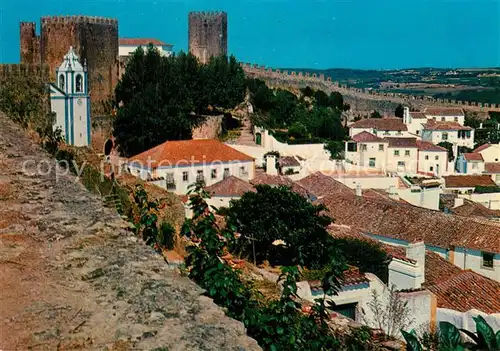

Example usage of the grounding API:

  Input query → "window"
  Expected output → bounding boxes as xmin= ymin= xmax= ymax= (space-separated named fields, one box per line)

xmin=435 ymin=155 xmax=439 ymax=160
xmin=211 ymin=169 xmax=217 ymax=179
xmin=361 ymin=144 xmax=367 ymax=151
xmin=397 ymin=161 xmax=405 ymax=167
xmin=405 ymin=150 xmax=410 ymax=157
xmin=369 ymin=158 xmax=376 ymax=167
xmin=166 ymin=173 xmax=175 ymax=190
xmin=430 ymin=166 xmax=434 ymax=172
xmin=416 ymin=130 xmax=419 ymax=135
xmin=383 ymin=131 xmax=390 ymax=135
xmin=442 ymin=132 xmax=448 ymax=141
xmin=239 ymin=166 xmax=248 ymax=176
xmin=394 ymin=150 xmax=400 ymax=156
xmin=378 ymin=144 xmax=384 ymax=151
xmin=196 ymin=170 xmax=204 ymax=183
xmin=223 ymin=168 xmax=230 ymax=178
xmin=472 ymin=163 xmax=478 ymax=169
xmin=425 ymin=155 xmax=429 ymax=160
xmin=182 ymin=172 xmax=188 ymax=182
xmin=59 ymin=74 xmax=65 ymax=91
xmin=482 ymin=252 xmax=494 ymax=269
xmin=76 ymin=74 xmax=83 ymax=92
xmin=441 ymin=117 xmax=445 ymax=121
xmin=347 ymin=142 xmax=357 ymax=152
xmin=454 ymin=117 xmax=458 ymax=122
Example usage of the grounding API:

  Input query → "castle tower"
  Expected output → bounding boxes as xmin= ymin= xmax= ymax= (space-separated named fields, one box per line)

xmin=188 ymin=12 xmax=227 ymax=64
xmin=20 ymin=22 xmax=40 ymax=64
xmin=49 ymin=47 xmax=91 ymax=147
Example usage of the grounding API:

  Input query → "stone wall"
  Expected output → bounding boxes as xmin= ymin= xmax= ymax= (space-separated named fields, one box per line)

xmin=188 ymin=12 xmax=227 ymax=64
xmin=20 ymin=16 xmax=119 ymax=105
xmin=241 ymin=63 xmax=500 ymax=115
xmin=0 ymin=63 xmax=50 ymax=82
xmin=191 ymin=115 xmax=224 ymax=139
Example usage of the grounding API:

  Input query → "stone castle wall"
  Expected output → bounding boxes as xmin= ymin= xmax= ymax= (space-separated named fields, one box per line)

xmin=0 ymin=63 xmax=50 ymax=82
xmin=20 ymin=16 xmax=119 ymax=105
xmin=188 ymin=11 xmax=227 ymax=64
xmin=241 ymin=63 xmax=500 ymax=115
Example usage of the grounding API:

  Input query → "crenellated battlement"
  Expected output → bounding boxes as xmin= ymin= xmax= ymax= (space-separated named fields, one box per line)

xmin=0 ymin=63 xmax=50 ymax=81
xmin=41 ymin=15 xmax=118 ymax=25
xmin=241 ymin=62 xmax=500 ymax=112
xmin=188 ymin=11 xmax=227 ymax=19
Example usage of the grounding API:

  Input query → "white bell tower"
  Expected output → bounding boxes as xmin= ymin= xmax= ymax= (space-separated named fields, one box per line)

xmin=49 ymin=46 xmax=91 ymax=147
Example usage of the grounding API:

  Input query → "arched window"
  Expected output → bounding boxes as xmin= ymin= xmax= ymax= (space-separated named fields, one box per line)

xmin=59 ymin=74 xmax=65 ymax=91
xmin=75 ymin=74 xmax=83 ymax=92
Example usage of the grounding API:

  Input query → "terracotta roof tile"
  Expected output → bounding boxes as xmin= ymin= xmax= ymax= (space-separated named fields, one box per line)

xmin=350 ymin=118 xmax=407 ymax=131
xmin=204 ymin=176 xmax=255 ymax=197
xmin=463 ymin=153 xmax=484 ymax=162
xmin=424 ymin=120 xmax=472 ymax=131
xmin=416 ymin=140 xmax=447 ymax=152
xmin=128 ymin=139 xmax=254 ymax=168
xmin=384 ymin=137 xmax=418 ymax=148
xmin=119 ymin=38 xmax=170 ymax=46
xmin=424 ymin=108 xmax=465 ymax=117
xmin=317 ymin=192 xmax=500 ymax=253
xmin=444 ymin=175 xmax=496 ymax=188
xmin=485 ymin=163 xmax=500 ymax=174
xmin=296 ymin=172 xmax=353 ymax=198
xmin=409 ymin=112 xmax=427 ymax=119
xmin=452 ymin=200 xmax=500 ymax=219
xmin=279 ymin=156 xmax=300 ymax=167
xmin=250 ymin=174 xmax=310 ymax=198
xmin=423 ymin=253 xmax=500 ymax=314
xmin=352 ymin=131 xmax=385 ymax=143
xmin=473 ymin=143 xmax=492 ymax=153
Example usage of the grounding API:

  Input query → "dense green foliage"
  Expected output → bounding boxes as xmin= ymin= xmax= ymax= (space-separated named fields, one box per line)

xmin=395 ymin=104 xmax=404 ymax=118
xmin=184 ymin=183 xmax=346 ymax=351
xmin=438 ymin=141 xmax=455 ymax=161
xmin=370 ymin=110 xmax=382 ymax=119
xmin=475 ymin=186 xmax=500 ymax=194
xmin=227 ymin=185 xmax=345 ymax=269
xmin=402 ymin=317 xmax=500 ymax=351
xmin=248 ymin=80 xmax=347 ymax=144
xmin=466 ymin=112 xmax=500 ymax=147
xmin=114 ymin=45 xmax=246 ymax=157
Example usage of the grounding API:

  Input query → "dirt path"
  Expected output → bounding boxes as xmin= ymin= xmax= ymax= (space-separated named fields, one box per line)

xmin=0 ymin=114 xmax=260 ymax=350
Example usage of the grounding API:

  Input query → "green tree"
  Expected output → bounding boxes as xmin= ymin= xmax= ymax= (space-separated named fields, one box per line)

xmin=228 ymin=185 xmax=339 ymax=268
xmin=314 ymin=90 xmax=330 ymax=108
xmin=324 ymin=140 xmax=345 ymax=159
xmin=329 ymin=92 xmax=344 ymax=111
xmin=270 ymin=89 xmax=299 ymax=127
xmin=438 ymin=141 xmax=455 ymax=161
xmin=395 ymin=104 xmax=404 ymax=118
xmin=370 ymin=110 xmax=382 ymax=119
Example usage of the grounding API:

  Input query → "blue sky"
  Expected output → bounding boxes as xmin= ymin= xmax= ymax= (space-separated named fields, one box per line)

xmin=0 ymin=0 xmax=499 ymax=69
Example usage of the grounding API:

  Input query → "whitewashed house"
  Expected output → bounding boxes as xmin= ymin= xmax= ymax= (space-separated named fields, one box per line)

xmin=423 ymin=107 xmax=465 ymax=125
xmin=119 ymin=38 xmax=173 ymax=57
xmin=416 ymin=140 xmax=449 ymax=176
xmin=204 ymin=175 xmax=255 ymax=209
xmin=49 ymin=46 xmax=90 ymax=146
xmin=345 ymin=132 xmax=389 ymax=171
xmin=403 ymin=108 xmax=428 ymax=136
xmin=348 ymin=118 xmax=410 ymax=138
xmin=127 ymin=139 xmax=255 ymax=195
xmin=456 ymin=153 xmax=485 ymax=174
xmin=421 ymin=119 xmax=474 ymax=150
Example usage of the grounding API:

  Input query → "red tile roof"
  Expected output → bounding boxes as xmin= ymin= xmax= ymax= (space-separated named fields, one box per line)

xmin=250 ymin=174 xmax=310 ymax=198
xmin=128 ymin=139 xmax=254 ymax=168
xmin=309 ymin=266 xmax=370 ymax=290
xmin=485 ymin=163 xmax=500 ymax=174
xmin=416 ymin=140 xmax=447 ymax=152
xmin=463 ymin=153 xmax=484 ymax=162
xmin=329 ymin=225 xmax=500 ymax=313
xmin=119 ymin=38 xmax=170 ymax=46
xmin=317 ymin=192 xmax=500 ymax=253
xmin=409 ymin=112 xmax=427 ymax=119
xmin=423 ymin=120 xmax=472 ymax=131
xmin=384 ymin=137 xmax=418 ymax=148
xmin=452 ymin=200 xmax=500 ymax=219
xmin=444 ymin=175 xmax=496 ymax=188
xmin=204 ymin=176 xmax=255 ymax=197
xmin=423 ymin=252 xmax=500 ymax=314
xmin=279 ymin=156 xmax=301 ymax=167
xmin=352 ymin=131 xmax=385 ymax=143
xmin=424 ymin=108 xmax=465 ymax=117
xmin=350 ymin=118 xmax=408 ymax=131
xmin=473 ymin=143 xmax=492 ymax=153
xmin=296 ymin=172 xmax=353 ymax=198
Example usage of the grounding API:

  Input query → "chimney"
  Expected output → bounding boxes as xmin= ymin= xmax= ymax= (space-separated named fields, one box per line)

xmin=388 ymin=240 xmax=426 ymax=290
xmin=355 ymin=183 xmax=362 ymax=197
xmin=406 ymin=240 xmax=426 ymax=288
xmin=453 ymin=197 xmax=464 ymax=208
xmin=266 ymin=155 xmax=278 ymax=176
xmin=403 ymin=107 xmax=410 ymax=124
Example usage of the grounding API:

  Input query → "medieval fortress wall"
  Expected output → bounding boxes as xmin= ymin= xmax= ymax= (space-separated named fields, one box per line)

xmin=242 ymin=63 xmax=500 ymax=115
xmin=19 ymin=16 xmax=119 ymax=104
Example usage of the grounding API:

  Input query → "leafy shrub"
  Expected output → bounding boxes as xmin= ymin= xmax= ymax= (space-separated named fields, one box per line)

xmin=475 ymin=186 xmax=500 ymax=194
xmin=159 ymin=222 xmax=175 ymax=250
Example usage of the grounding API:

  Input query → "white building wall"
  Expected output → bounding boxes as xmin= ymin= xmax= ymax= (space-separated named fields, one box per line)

xmin=398 ymin=187 xmax=442 ymax=210
xmin=437 ymin=309 xmax=500 ymax=334
xmin=452 ymin=249 xmax=500 ymax=282
xmin=479 ymin=144 xmax=500 ymax=162
xmin=335 ymin=176 xmax=399 ymax=190
xmin=345 ymin=142 xmax=388 ymax=170
xmin=51 ymin=98 xmax=66 ymax=139
xmin=425 ymin=114 xmax=465 ymax=126
xmin=387 ymin=147 xmax=418 ymax=173
xmin=71 ymin=98 xmax=90 ymax=147
xmin=422 ymin=130 xmax=475 ymax=149
xmin=119 ymin=44 xmax=172 ymax=57
xmin=457 ymin=192 xmax=500 ymax=209
xmin=129 ymin=160 xmax=255 ymax=195
xmin=418 ymin=150 xmax=448 ymax=176
xmin=350 ymin=127 xmax=412 ymax=139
